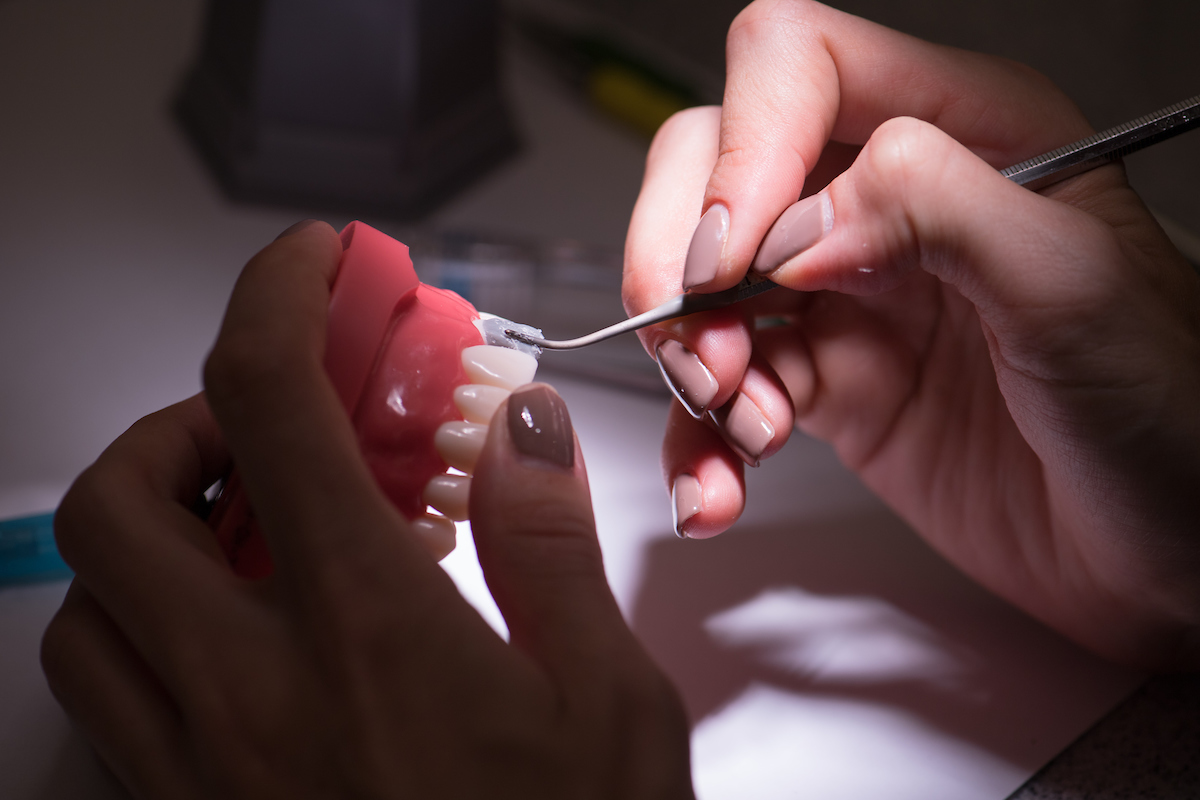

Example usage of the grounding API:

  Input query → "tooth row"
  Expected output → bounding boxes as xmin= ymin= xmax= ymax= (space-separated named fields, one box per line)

xmin=418 ymin=344 xmax=539 ymax=555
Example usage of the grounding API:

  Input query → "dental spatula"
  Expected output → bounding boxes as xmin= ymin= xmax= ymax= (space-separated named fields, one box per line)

xmin=506 ymin=94 xmax=1200 ymax=352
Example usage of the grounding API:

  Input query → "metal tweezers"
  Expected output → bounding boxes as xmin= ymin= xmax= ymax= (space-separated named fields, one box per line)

xmin=509 ymin=94 xmax=1200 ymax=351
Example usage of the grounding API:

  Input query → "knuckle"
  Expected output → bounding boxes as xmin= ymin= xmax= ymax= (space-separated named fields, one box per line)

xmin=642 ymin=105 xmax=721 ymax=192
xmin=993 ymin=57 xmax=1073 ymax=111
xmin=865 ymin=117 xmax=944 ymax=188
xmin=1001 ymin=58 xmax=1056 ymax=95
xmin=51 ymin=486 xmax=88 ymax=569
xmin=40 ymin=607 xmax=80 ymax=694
xmin=730 ymin=0 xmax=818 ymax=40
xmin=54 ymin=466 xmax=122 ymax=568
xmin=650 ymin=105 xmax=719 ymax=155
xmin=727 ymin=0 xmax=826 ymax=85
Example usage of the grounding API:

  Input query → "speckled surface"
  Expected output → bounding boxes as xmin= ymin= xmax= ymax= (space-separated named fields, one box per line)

xmin=1009 ymin=673 xmax=1200 ymax=799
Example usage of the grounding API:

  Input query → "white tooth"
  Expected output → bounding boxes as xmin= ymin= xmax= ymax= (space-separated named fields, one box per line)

xmin=462 ymin=345 xmax=537 ymax=390
xmin=454 ymin=384 xmax=509 ymax=423
xmin=423 ymin=474 xmax=471 ymax=521
xmin=411 ymin=514 xmax=456 ymax=561
xmin=435 ymin=421 xmax=488 ymax=474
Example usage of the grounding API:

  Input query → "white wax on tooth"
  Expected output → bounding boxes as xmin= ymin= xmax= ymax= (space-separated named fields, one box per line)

xmin=411 ymin=514 xmax=456 ymax=561
xmin=435 ymin=421 xmax=488 ymax=473
xmin=454 ymin=384 xmax=510 ymax=423
xmin=462 ymin=345 xmax=538 ymax=390
xmin=423 ymin=474 xmax=471 ymax=521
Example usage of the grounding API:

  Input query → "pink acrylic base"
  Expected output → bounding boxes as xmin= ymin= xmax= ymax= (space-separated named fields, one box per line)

xmin=209 ymin=222 xmax=483 ymax=578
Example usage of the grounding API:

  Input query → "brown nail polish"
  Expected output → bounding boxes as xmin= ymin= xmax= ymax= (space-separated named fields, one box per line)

xmin=752 ymin=192 xmax=832 ymax=274
xmin=708 ymin=393 xmax=774 ymax=467
xmin=656 ymin=339 xmax=719 ymax=419
xmin=507 ymin=385 xmax=575 ymax=469
xmin=683 ymin=204 xmax=729 ymax=289
xmin=672 ymin=474 xmax=703 ymax=538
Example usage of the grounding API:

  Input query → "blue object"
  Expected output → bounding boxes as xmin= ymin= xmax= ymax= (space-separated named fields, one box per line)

xmin=0 ymin=512 xmax=72 ymax=586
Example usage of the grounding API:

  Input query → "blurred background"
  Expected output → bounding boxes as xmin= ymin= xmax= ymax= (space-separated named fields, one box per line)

xmin=1 ymin=1 xmax=1196 ymax=797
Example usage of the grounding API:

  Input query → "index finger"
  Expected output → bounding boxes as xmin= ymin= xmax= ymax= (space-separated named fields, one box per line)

xmin=683 ymin=0 xmax=1094 ymax=292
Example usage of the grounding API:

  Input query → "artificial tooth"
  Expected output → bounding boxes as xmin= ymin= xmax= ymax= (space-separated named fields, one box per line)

xmin=454 ymin=384 xmax=510 ymax=423
xmin=435 ymin=421 xmax=488 ymax=473
xmin=462 ymin=345 xmax=538 ymax=390
xmin=423 ymin=474 xmax=471 ymax=521
xmin=411 ymin=513 xmax=456 ymax=561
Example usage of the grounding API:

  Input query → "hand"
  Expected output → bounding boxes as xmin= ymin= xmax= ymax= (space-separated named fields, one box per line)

xmin=42 ymin=223 xmax=694 ymax=799
xmin=623 ymin=0 xmax=1200 ymax=667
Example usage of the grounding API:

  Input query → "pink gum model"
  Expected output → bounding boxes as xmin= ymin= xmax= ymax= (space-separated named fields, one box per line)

xmin=208 ymin=222 xmax=486 ymax=578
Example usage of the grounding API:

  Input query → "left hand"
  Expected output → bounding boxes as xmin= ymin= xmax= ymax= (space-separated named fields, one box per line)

xmin=41 ymin=222 xmax=694 ymax=799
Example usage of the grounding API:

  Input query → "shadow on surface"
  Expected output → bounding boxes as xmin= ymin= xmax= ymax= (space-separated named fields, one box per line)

xmin=627 ymin=507 xmax=1124 ymax=768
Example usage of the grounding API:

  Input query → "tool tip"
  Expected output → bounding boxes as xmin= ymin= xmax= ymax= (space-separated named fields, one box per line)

xmin=475 ymin=314 xmax=543 ymax=359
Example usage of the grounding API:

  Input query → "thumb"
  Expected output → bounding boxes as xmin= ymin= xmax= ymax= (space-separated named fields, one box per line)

xmin=469 ymin=383 xmax=633 ymax=674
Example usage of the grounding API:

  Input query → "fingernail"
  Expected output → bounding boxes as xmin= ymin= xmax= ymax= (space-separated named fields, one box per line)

xmin=655 ymin=339 xmax=719 ymax=418
xmin=275 ymin=219 xmax=321 ymax=240
xmin=672 ymin=474 xmax=703 ymax=538
xmin=683 ymin=204 xmax=729 ymax=289
xmin=751 ymin=192 xmax=832 ymax=274
xmin=708 ymin=392 xmax=774 ymax=467
xmin=507 ymin=385 xmax=575 ymax=469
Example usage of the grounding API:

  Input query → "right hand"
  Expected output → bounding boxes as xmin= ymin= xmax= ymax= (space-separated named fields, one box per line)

xmin=623 ymin=0 xmax=1200 ymax=667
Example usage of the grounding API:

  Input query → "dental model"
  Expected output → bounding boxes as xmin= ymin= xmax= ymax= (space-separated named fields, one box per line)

xmin=208 ymin=222 xmax=541 ymax=578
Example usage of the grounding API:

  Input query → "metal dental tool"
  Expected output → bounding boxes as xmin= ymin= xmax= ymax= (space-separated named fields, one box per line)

xmin=508 ymin=94 xmax=1200 ymax=351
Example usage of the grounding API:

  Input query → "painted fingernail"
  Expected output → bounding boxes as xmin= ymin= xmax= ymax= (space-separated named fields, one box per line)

xmin=751 ymin=192 xmax=833 ymax=274
xmin=507 ymin=385 xmax=575 ymax=469
xmin=683 ymin=204 xmax=729 ymax=289
xmin=655 ymin=339 xmax=719 ymax=418
xmin=708 ymin=392 xmax=774 ymax=467
xmin=672 ymin=473 xmax=703 ymax=538
xmin=275 ymin=219 xmax=321 ymax=240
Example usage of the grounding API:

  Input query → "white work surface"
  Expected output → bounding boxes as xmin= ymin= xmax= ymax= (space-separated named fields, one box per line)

xmin=0 ymin=1 xmax=1140 ymax=798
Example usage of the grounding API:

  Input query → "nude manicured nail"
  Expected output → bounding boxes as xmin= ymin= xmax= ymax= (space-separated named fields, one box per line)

xmin=708 ymin=392 xmax=774 ymax=467
xmin=655 ymin=339 xmax=718 ymax=418
xmin=672 ymin=474 xmax=703 ymax=538
xmin=752 ymin=192 xmax=833 ymax=274
xmin=507 ymin=385 xmax=574 ymax=469
xmin=683 ymin=204 xmax=729 ymax=289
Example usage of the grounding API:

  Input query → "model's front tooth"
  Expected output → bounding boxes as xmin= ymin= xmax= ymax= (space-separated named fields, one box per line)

xmin=435 ymin=421 xmax=488 ymax=473
xmin=454 ymin=384 xmax=510 ymax=423
xmin=462 ymin=345 xmax=538 ymax=390
xmin=411 ymin=513 xmax=456 ymax=561
xmin=423 ymin=474 xmax=471 ymax=521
